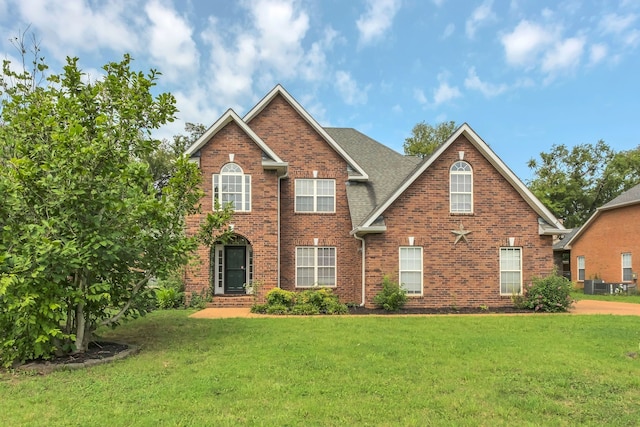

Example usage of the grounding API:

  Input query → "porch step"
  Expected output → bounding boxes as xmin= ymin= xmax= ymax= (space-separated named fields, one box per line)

xmin=207 ymin=294 xmax=254 ymax=308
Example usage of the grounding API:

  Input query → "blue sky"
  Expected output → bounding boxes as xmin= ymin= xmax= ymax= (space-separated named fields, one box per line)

xmin=1 ymin=0 xmax=639 ymax=181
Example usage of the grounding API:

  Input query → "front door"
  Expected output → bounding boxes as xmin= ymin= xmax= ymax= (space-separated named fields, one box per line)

xmin=225 ymin=246 xmax=246 ymax=293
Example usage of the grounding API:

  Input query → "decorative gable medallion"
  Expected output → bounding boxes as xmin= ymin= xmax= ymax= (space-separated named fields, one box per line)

xmin=451 ymin=223 xmax=472 ymax=245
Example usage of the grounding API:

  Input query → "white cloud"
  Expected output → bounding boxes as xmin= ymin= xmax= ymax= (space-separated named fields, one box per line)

xmin=433 ymin=81 xmax=461 ymax=105
xmin=356 ymin=0 xmax=402 ymax=46
xmin=466 ymin=0 xmax=496 ymax=39
xmin=464 ymin=67 xmax=507 ymax=97
xmin=413 ymin=88 xmax=428 ymax=104
xmin=599 ymin=13 xmax=637 ymax=35
xmin=335 ymin=70 xmax=368 ymax=105
xmin=299 ymin=27 xmax=338 ymax=81
xmin=442 ymin=23 xmax=455 ymax=39
xmin=588 ymin=43 xmax=608 ymax=65
xmin=13 ymin=0 xmax=140 ymax=59
xmin=501 ymin=20 xmax=555 ymax=67
xmin=145 ymin=0 xmax=198 ymax=81
xmin=541 ymin=36 xmax=585 ymax=74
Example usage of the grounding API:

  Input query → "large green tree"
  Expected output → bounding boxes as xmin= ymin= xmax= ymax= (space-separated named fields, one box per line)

xmin=527 ymin=140 xmax=640 ymax=228
xmin=0 ymin=53 xmax=211 ymax=366
xmin=403 ymin=120 xmax=457 ymax=158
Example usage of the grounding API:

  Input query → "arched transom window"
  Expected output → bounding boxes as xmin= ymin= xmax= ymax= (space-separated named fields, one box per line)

xmin=450 ymin=161 xmax=472 ymax=213
xmin=213 ymin=163 xmax=251 ymax=211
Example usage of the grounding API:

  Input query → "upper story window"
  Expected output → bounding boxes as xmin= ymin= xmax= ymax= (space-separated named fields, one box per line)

xmin=295 ymin=179 xmax=335 ymax=213
xmin=622 ymin=253 xmax=632 ymax=282
xmin=213 ymin=163 xmax=251 ymax=212
xmin=450 ymin=161 xmax=473 ymax=213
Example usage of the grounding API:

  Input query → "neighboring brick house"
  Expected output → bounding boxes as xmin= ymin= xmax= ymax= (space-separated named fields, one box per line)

xmin=565 ymin=183 xmax=640 ymax=287
xmin=184 ymin=85 xmax=565 ymax=308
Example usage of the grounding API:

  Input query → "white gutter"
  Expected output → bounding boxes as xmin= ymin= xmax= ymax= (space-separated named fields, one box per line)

xmin=353 ymin=234 xmax=366 ymax=307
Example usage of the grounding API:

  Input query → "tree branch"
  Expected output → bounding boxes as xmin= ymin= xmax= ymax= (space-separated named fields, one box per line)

xmin=100 ymin=272 xmax=151 ymax=327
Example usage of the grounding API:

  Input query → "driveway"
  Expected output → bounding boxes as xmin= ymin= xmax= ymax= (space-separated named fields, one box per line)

xmin=190 ymin=300 xmax=640 ymax=319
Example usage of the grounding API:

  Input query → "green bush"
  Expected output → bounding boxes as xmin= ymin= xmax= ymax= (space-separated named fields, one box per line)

xmin=155 ymin=287 xmax=182 ymax=309
xmin=373 ymin=276 xmax=408 ymax=311
xmin=265 ymin=288 xmax=296 ymax=307
xmin=291 ymin=303 xmax=320 ymax=315
xmin=254 ymin=287 xmax=348 ymax=315
xmin=518 ymin=271 xmax=575 ymax=312
xmin=188 ymin=289 xmax=212 ymax=310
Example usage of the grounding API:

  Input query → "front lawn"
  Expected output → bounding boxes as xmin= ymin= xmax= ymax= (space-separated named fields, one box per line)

xmin=2 ymin=310 xmax=640 ymax=426
xmin=572 ymin=289 xmax=640 ymax=304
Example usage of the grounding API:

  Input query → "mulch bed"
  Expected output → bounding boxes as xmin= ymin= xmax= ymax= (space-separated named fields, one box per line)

xmin=16 ymin=341 xmax=137 ymax=374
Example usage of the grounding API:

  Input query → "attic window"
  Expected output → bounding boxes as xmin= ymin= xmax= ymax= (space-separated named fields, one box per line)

xmin=450 ymin=161 xmax=473 ymax=213
xmin=213 ymin=163 xmax=251 ymax=212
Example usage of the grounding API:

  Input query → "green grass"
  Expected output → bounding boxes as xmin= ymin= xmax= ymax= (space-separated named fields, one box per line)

xmin=572 ymin=289 xmax=640 ymax=304
xmin=2 ymin=311 xmax=640 ymax=426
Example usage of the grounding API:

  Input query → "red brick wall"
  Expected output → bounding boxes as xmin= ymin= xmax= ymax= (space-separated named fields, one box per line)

xmin=570 ymin=205 xmax=640 ymax=285
xmin=184 ymin=120 xmax=280 ymax=299
xmin=248 ymin=95 xmax=362 ymax=304
xmin=363 ymin=135 xmax=554 ymax=308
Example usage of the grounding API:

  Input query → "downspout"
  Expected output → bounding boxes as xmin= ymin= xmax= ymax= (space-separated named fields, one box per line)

xmin=354 ymin=233 xmax=366 ymax=307
xmin=277 ymin=169 xmax=289 ymax=288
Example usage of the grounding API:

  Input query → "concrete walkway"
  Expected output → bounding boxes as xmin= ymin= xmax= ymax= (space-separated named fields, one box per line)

xmin=189 ymin=300 xmax=640 ymax=319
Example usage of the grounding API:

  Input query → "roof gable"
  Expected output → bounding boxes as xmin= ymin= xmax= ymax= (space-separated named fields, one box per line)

xmin=565 ymin=182 xmax=640 ymax=247
xmin=243 ymin=85 xmax=369 ymax=181
xmin=355 ymin=123 xmax=564 ymax=233
xmin=184 ymin=109 xmax=286 ymax=171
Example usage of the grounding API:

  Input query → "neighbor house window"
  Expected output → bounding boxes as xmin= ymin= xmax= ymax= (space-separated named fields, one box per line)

xmin=399 ymin=247 xmax=423 ymax=295
xmin=622 ymin=253 xmax=632 ymax=281
xmin=500 ymin=247 xmax=522 ymax=295
xmin=295 ymin=179 xmax=335 ymax=212
xmin=450 ymin=161 xmax=473 ymax=213
xmin=577 ymin=256 xmax=585 ymax=281
xmin=296 ymin=247 xmax=336 ymax=287
xmin=213 ymin=163 xmax=251 ymax=211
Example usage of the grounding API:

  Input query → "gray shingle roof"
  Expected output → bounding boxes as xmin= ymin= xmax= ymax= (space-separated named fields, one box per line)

xmin=600 ymin=183 xmax=640 ymax=210
xmin=324 ymin=128 xmax=421 ymax=228
xmin=552 ymin=226 xmax=579 ymax=251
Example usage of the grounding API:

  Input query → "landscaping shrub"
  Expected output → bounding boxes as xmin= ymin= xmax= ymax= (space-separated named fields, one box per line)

xmin=516 ymin=271 xmax=575 ymax=312
xmin=255 ymin=287 xmax=348 ymax=315
xmin=373 ymin=276 xmax=408 ymax=311
xmin=153 ymin=275 xmax=185 ymax=309
xmin=265 ymin=288 xmax=296 ymax=307
xmin=188 ymin=289 xmax=212 ymax=310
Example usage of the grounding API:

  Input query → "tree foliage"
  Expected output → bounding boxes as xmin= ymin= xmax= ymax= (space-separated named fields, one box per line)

xmin=403 ymin=120 xmax=457 ymax=158
xmin=527 ymin=141 xmax=640 ymax=228
xmin=0 ymin=49 xmax=217 ymax=366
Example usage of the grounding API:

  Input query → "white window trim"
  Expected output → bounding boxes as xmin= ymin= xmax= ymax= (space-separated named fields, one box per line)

xmin=622 ymin=253 xmax=632 ymax=282
xmin=294 ymin=179 xmax=336 ymax=213
xmin=577 ymin=256 xmax=585 ymax=282
xmin=399 ymin=246 xmax=423 ymax=296
xmin=213 ymin=163 xmax=251 ymax=212
xmin=295 ymin=246 xmax=337 ymax=287
xmin=450 ymin=161 xmax=473 ymax=214
xmin=500 ymin=247 xmax=522 ymax=295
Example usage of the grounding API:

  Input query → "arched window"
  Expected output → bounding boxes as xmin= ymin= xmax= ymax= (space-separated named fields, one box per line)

xmin=213 ymin=163 xmax=251 ymax=211
xmin=450 ymin=161 xmax=472 ymax=213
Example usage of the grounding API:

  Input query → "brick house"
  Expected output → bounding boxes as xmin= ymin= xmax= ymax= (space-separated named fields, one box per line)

xmin=184 ymin=85 xmax=564 ymax=308
xmin=564 ymin=183 xmax=640 ymax=287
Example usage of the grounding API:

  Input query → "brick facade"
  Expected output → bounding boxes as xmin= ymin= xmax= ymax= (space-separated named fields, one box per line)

xmin=183 ymin=85 xmax=560 ymax=308
xmin=569 ymin=204 xmax=640 ymax=285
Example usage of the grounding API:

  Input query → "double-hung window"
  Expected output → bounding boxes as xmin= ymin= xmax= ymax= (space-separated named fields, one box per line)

xmin=399 ymin=247 xmax=423 ymax=295
xmin=295 ymin=179 xmax=335 ymax=212
xmin=296 ymin=247 xmax=336 ymax=287
xmin=213 ymin=163 xmax=251 ymax=211
xmin=500 ymin=247 xmax=522 ymax=295
xmin=450 ymin=161 xmax=473 ymax=213
xmin=577 ymin=256 xmax=585 ymax=281
xmin=622 ymin=253 xmax=632 ymax=281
